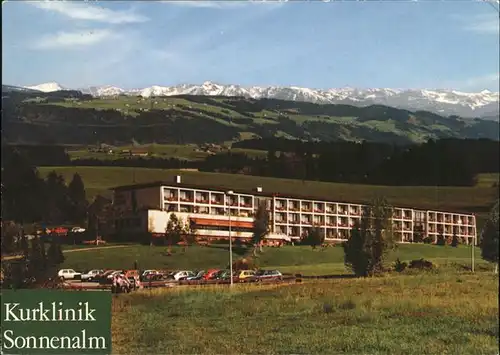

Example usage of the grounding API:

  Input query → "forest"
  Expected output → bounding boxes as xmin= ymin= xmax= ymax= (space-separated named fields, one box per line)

xmin=3 ymin=137 xmax=499 ymax=187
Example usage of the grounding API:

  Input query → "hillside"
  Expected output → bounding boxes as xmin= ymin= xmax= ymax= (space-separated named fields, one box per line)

xmin=37 ymin=166 xmax=498 ymax=214
xmin=2 ymin=92 xmax=499 ymax=145
xmin=8 ymin=81 xmax=500 ymax=118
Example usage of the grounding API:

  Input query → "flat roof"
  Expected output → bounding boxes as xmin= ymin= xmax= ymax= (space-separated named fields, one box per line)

xmin=110 ymin=181 xmax=474 ymax=215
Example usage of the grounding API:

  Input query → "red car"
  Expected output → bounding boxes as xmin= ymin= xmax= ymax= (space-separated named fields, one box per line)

xmin=203 ymin=269 xmax=221 ymax=280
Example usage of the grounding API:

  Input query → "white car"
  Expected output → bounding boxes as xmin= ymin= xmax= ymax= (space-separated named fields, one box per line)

xmin=58 ymin=269 xmax=82 ymax=280
xmin=141 ymin=270 xmax=159 ymax=278
xmin=81 ymin=269 xmax=103 ymax=282
xmin=71 ymin=227 xmax=86 ymax=233
xmin=173 ymin=271 xmax=196 ymax=281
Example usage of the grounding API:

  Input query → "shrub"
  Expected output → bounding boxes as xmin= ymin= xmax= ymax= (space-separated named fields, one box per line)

xmin=436 ymin=234 xmax=446 ymax=246
xmin=393 ymin=258 xmax=408 ymax=272
xmin=451 ymin=234 xmax=459 ymax=247
xmin=423 ymin=236 xmax=433 ymax=244
xmin=231 ymin=257 xmax=257 ymax=271
xmin=343 ymin=197 xmax=396 ymax=277
xmin=409 ymin=258 xmax=434 ymax=270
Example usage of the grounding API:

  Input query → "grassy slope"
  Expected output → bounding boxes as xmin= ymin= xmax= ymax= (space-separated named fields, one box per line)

xmin=61 ymin=244 xmax=489 ymax=274
xmin=38 ymin=167 xmax=498 ymax=215
xmin=112 ymin=272 xmax=498 ymax=354
xmin=42 ymin=96 xmax=497 ymax=143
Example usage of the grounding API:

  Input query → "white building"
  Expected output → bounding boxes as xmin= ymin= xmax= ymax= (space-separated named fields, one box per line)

xmin=111 ymin=176 xmax=477 ymax=245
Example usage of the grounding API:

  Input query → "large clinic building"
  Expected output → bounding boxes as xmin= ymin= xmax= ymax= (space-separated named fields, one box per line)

xmin=111 ymin=176 xmax=477 ymax=245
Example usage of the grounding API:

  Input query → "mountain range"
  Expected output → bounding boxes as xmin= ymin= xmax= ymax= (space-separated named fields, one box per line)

xmin=15 ymin=81 xmax=500 ymax=120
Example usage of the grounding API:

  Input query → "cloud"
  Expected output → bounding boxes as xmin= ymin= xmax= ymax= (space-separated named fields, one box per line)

xmin=33 ymin=29 xmax=118 ymax=49
xmin=164 ymin=0 xmax=287 ymax=9
xmin=456 ymin=13 xmax=499 ymax=34
xmin=30 ymin=1 xmax=149 ymax=24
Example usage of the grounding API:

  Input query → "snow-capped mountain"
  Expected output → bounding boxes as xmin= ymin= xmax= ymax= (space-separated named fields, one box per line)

xmin=25 ymin=82 xmax=66 ymax=92
xmin=18 ymin=81 xmax=500 ymax=119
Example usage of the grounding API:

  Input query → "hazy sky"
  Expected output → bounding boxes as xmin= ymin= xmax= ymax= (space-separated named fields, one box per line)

xmin=2 ymin=0 xmax=499 ymax=91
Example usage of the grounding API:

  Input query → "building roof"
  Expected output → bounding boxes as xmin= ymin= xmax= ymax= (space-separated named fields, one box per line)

xmin=109 ymin=180 xmax=474 ymax=215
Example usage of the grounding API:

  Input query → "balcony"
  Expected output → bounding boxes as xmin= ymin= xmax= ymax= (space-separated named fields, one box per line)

xmin=350 ymin=208 xmax=360 ymax=216
xmin=180 ymin=196 xmax=194 ymax=203
xmin=301 ymin=205 xmax=313 ymax=213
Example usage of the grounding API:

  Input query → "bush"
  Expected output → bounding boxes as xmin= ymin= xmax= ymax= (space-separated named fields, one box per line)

xmin=436 ymin=234 xmax=446 ymax=246
xmin=409 ymin=258 xmax=434 ymax=270
xmin=393 ymin=258 xmax=408 ymax=272
xmin=231 ymin=257 xmax=257 ymax=271
xmin=451 ymin=234 xmax=459 ymax=247
xmin=423 ymin=236 xmax=433 ymax=244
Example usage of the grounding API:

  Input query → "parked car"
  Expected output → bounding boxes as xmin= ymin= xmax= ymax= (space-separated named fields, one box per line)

xmin=238 ymin=270 xmax=258 ymax=282
xmin=125 ymin=270 xmax=140 ymax=279
xmin=186 ymin=270 xmax=205 ymax=281
xmin=173 ymin=270 xmax=196 ymax=281
xmin=81 ymin=269 xmax=104 ymax=282
xmin=203 ymin=269 xmax=221 ymax=280
xmin=58 ymin=269 xmax=81 ymax=280
xmin=218 ymin=270 xmax=239 ymax=283
xmin=71 ymin=227 xmax=86 ymax=233
xmin=97 ymin=270 xmax=118 ymax=284
xmin=256 ymin=270 xmax=283 ymax=281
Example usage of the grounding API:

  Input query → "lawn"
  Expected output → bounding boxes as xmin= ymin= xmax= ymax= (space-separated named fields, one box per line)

xmin=60 ymin=243 xmax=498 ymax=354
xmin=61 ymin=243 xmax=490 ymax=275
xmin=38 ymin=167 xmax=498 ymax=218
xmin=111 ymin=271 xmax=499 ymax=354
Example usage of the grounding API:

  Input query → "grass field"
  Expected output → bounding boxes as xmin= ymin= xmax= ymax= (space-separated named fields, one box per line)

xmin=62 ymin=243 xmax=498 ymax=354
xmin=61 ymin=243 xmax=491 ymax=275
xmin=112 ymin=272 xmax=498 ymax=354
xmin=38 ymin=167 xmax=498 ymax=218
xmin=66 ymin=144 xmax=268 ymax=161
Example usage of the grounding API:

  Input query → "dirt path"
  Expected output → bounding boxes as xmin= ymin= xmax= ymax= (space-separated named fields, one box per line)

xmin=1 ymin=245 xmax=130 ymax=261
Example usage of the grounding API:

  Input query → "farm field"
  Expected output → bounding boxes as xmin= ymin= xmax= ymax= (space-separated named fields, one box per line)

xmin=38 ymin=167 xmax=498 ymax=220
xmin=61 ymin=243 xmax=490 ymax=274
xmin=66 ymin=143 xmax=267 ymax=161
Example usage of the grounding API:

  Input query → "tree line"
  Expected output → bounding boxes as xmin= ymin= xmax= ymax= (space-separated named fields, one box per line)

xmin=2 ymin=148 xmax=88 ymax=227
xmin=4 ymin=136 xmax=499 ymax=187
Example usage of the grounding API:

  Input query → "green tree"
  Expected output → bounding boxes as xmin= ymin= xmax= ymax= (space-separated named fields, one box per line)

xmin=252 ymin=200 xmax=270 ymax=255
xmin=44 ymin=171 xmax=70 ymax=224
xmin=343 ymin=197 xmax=396 ymax=277
xmin=301 ymin=226 xmax=325 ymax=249
xmin=165 ymin=213 xmax=182 ymax=253
xmin=481 ymin=199 xmax=499 ymax=273
xmin=412 ymin=225 xmax=424 ymax=243
xmin=67 ymin=173 xmax=88 ymax=225
xmin=436 ymin=233 xmax=446 ymax=246
xmin=1 ymin=221 xmax=21 ymax=255
xmin=180 ymin=219 xmax=197 ymax=251
xmin=28 ymin=236 xmax=47 ymax=280
xmin=47 ymin=239 xmax=65 ymax=266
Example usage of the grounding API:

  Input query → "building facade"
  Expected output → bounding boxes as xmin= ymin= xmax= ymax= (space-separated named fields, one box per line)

xmin=111 ymin=177 xmax=477 ymax=245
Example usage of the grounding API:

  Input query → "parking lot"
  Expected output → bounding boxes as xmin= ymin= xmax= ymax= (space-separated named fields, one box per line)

xmin=59 ymin=268 xmax=295 ymax=292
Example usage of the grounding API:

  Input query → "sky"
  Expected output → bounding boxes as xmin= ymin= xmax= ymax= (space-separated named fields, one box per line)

xmin=2 ymin=0 xmax=500 ymax=92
